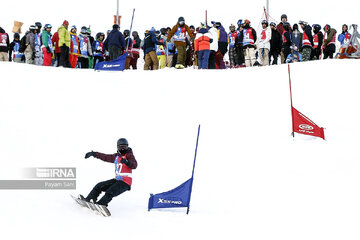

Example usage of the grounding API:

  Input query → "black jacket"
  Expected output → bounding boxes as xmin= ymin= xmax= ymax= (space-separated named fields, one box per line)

xmin=270 ymin=29 xmax=282 ymax=53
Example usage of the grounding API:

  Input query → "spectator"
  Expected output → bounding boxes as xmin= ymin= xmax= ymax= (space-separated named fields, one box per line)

xmin=58 ymin=20 xmax=71 ymax=67
xmin=104 ymin=24 xmax=126 ymax=61
xmin=0 ymin=26 xmax=10 ymax=61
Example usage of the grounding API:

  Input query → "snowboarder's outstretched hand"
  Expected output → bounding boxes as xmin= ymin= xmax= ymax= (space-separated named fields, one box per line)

xmin=85 ymin=151 xmax=97 ymax=159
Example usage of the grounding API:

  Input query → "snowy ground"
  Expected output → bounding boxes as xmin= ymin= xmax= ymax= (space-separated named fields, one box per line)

xmin=0 ymin=60 xmax=359 ymax=240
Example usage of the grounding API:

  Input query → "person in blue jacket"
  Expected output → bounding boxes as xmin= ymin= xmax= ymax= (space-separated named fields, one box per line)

xmin=338 ymin=24 xmax=352 ymax=47
xmin=142 ymin=28 xmax=163 ymax=70
xmin=104 ymin=24 xmax=126 ymax=60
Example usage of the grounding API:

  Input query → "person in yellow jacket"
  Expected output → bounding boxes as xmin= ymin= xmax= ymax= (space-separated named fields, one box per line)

xmin=58 ymin=20 xmax=71 ymax=67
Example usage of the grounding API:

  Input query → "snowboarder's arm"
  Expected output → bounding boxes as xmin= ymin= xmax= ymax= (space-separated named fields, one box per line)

xmin=167 ymin=25 xmax=178 ymax=41
xmin=95 ymin=152 xmax=117 ymax=163
xmin=124 ymin=151 xmax=137 ymax=169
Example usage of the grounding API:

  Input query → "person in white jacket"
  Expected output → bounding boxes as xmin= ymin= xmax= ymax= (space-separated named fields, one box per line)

xmin=258 ymin=20 xmax=272 ymax=66
xmin=208 ymin=24 xmax=218 ymax=69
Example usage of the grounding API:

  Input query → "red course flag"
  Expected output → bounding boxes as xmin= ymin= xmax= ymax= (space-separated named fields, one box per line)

xmin=291 ymin=106 xmax=325 ymax=139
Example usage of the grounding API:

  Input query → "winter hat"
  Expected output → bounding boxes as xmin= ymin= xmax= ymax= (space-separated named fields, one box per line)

xmin=281 ymin=14 xmax=287 ymax=20
xmin=63 ymin=20 xmax=69 ymax=26
xmin=293 ymin=23 xmax=298 ymax=30
xmin=178 ymin=17 xmax=185 ymax=23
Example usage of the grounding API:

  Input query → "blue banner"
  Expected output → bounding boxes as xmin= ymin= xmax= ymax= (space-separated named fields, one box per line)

xmin=148 ymin=178 xmax=193 ymax=210
xmin=94 ymin=53 xmax=127 ymax=71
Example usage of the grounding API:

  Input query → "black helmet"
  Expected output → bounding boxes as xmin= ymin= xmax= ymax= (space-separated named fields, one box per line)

xmin=29 ymin=25 xmax=37 ymax=31
xmin=123 ymin=29 xmax=130 ymax=36
xmin=270 ymin=22 xmax=276 ymax=27
xmin=160 ymin=28 xmax=167 ymax=35
xmin=35 ymin=22 xmax=42 ymax=28
xmin=117 ymin=138 xmax=129 ymax=154
xmin=261 ymin=20 xmax=268 ymax=26
xmin=155 ymin=30 xmax=161 ymax=38
xmin=14 ymin=33 xmax=20 ymax=39
xmin=178 ymin=17 xmax=185 ymax=23
xmin=132 ymin=31 xmax=138 ymax=37
xmin=81 ymin=26 xmax=87 ymax=34
xmin=96 ymin=32 xmax=105 ymax=40
xmin=281 ymin=14 xmax=287 ymax=20
xmin=324 ymin=24 xmax=331 ymax=31
xmin=117 ymin=138 xmax=128 ymax=146
xmin=312 ymin=24 xmax=321 ymax=32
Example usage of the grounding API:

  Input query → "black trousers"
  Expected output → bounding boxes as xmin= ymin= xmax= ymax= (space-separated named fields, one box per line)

xmin=208 ymin=50 xmax=216 ymax=69
xmin=78 ymin=57 xmax=89 ymax=69
xmin=59 ymin=46 xmax=70 ymax=67
xmin=86 ymin=179 xmax=130 ymax=206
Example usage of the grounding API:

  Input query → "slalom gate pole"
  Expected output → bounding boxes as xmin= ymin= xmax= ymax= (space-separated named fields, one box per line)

xmin=205 ymin=10 xmax=208 ymax=27
xmin=186 ymin=124 xmax=201 ymax=215
xmin=126 ymin=8 xmax=135 ymax=53
xmin=288 ymin=64 xmax=295 ymax=138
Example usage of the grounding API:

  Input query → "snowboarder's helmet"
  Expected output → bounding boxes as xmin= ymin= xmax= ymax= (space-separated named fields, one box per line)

xmin=14 ymin=33 xmax=20 ymax=39
xmin=270 ymin=22 xmax=276 ymax=27
xmin=160 ymin=28 xmax=167 ymax=35
xmin=44 ymin=24 xmax=52 ymax=29
xmin=244 ymin=19 xmax=250 ymax=24
xmin=29 ymin=25 xmax=37 ymax=31
xmin=35 ymin=22 xmax=42 ymax=29
xmin=178 ymin=17 xmax=185 ymax=23
xmin=117 ymin=138 xmax=128 ymax=146
xmin=132 ymin=31 xmax=138 ymax=37
xmin=237 ymin=19 xmax=243 ymax=26
xmin=123 ymin=29 xmax=130 ymax=36
xmin=324 ymin=24 xmax=331 ymax=31
xmin=281 ymin=14 xmax=287 ymax=20
xmin=155 ymin=30 xmax=161 ymax=38
xmin=313 ymin=24 xmax=321 ymax=32
xmin=261 ymin=20 xmax=268 ymax=26
xmin=113 ymin=24 xmax=120 ymax=29
xmin=81 ymin=26 xmax=87 ymax=34
xmin=96 ymin=32 xmax=105 ymax=39
xmin=71 ymin=25 xmax=77 ymax=31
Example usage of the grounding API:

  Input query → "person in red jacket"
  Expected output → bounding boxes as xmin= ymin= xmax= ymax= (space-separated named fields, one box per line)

xmin=194 ymin=26 xmax=213 ymax=69
xmin=51 ymin=31 xmax=61 ymax=66
xmin=81 ymin=138 xmax=138 ymax=207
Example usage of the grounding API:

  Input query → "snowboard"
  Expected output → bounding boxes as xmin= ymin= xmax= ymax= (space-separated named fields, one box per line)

xmin=70 ymin=194 xmax=111 ymax=217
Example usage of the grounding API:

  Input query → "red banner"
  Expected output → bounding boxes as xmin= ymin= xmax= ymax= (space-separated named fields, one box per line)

xmin=292 ymin=107 xmax=325 ymax=139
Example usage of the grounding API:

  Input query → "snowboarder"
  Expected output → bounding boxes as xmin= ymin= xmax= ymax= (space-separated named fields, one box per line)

xmin=78 ymin=26 xmax=93 ymax=68
xmin=123 ymin=29 xmax=133 ymax=69
xmin=258 ymin=20 xmax=272 ymax=66
xmin=299 ymin=21 xmax=313 ymax=62
xmin=323 ymin=24 xmax=337 ymax=59
xmin=338 ymin=24 xmax=351 ymax=48
xmin=0 ymin=26 xmax=10 ymax=61
xmin=93 ymin=32 xmax=105 ymax=68
xmin=155 ymin=30 xmax=166 ymax=69
xmin=143 ymin=29 xmax=162 ymax=70
xmin=69 ymin=26 xmax=80 ymax=68
xmin=285 ymin=45 xmax=302 ymax=63
xmin=228 ymin=24 xmax=238 ymax=67
xmin=269 ymin=22 xmax=282 ymax=65
xmin=291 ymin=24 xmax=302 ymax=51
xmin=129 ymin=31 xmax=141 ymax=69
xmin=23 ymin=25 xmax=36 ymax=64
xmin=8 ymin=33 xmax=24 ymax=63
xmin=51 ymin=30 xmax=62 ymax=67
xmin=212 ymin=21 xmax=227 ymax=69
xmin=81 ymin=138 xmax=138 ymax=208
xmin=240 ymin=19 xmax=257 ymax=67
xmin=311 ymin=24 xmax=323 ymax=60
xmin=281 ymin=22 xmax=292 ymax=63
xmin=41 ymin=24 xmax=53 ymax=66
xmin=34 ymin=22 xmax=44 ymax=66
xmin=167 ymin=17 xmax=194 ymax=69
xmin=235 ymin=19 xmax=245 ymax=66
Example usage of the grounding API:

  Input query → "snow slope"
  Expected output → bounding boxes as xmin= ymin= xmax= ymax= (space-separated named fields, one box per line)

xmin=0 ymin=60 xmax=359 ymax=240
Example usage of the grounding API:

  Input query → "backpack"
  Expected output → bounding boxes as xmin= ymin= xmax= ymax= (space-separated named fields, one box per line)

xmin=19 ymin=33 xmax=29 ymax=53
